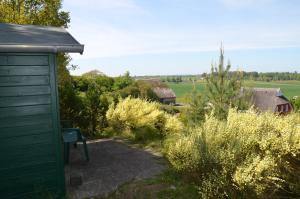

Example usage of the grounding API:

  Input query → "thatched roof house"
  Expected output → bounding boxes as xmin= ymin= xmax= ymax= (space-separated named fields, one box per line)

xmin=153 ymin=87 xmax=176 ymax=102
xmin=140 ymin=79 xmax=176 ymax=104
xmin=250 ymin=88 xmax=293 ymax=113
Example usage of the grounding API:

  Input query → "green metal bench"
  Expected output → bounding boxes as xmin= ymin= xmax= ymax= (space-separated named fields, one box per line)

xmin=62 ymin=127 xmax=89 ymax=164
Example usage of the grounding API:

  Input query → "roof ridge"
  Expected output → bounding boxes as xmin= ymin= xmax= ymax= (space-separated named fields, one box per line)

xmin=0 ymin=22 xmax=66 ymax=31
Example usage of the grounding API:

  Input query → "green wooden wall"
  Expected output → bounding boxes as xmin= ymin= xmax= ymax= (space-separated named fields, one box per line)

xmin=0 ymin=53 xmax=65 ymax=198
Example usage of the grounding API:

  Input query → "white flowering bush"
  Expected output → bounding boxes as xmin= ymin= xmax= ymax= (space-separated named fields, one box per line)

xmin=106 ymin=97 xmax=183 ymax=139
xmin=165 ymin=109 xmax=300 ymax=198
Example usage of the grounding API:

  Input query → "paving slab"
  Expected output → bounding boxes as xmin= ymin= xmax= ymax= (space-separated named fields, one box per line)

xmin=65 ymin=139 xmax=166 ymax=199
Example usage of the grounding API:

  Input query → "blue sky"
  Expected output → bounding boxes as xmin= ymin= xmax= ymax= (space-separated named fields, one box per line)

xmin=63 ymin=0 xmax=300 ymax=76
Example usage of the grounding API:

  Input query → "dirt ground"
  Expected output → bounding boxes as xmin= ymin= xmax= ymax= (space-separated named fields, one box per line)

xmin=64 ymin=138 xmax=166 ymax=199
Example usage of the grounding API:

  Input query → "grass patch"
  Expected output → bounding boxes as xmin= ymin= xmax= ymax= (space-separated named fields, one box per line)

xmin=100 ymin=169 xmax=199 ymax=199
xmin=168 ymin=80 xmax=300 ymax=103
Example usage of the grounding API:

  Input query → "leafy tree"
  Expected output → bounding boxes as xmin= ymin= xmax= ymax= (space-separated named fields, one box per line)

xmin=0 ymin=0 xmax=69 ymax=27
xmin=113 ymin=71 xmax=133 ymax=90
xmin=73 ymin=76 xmax=90 ymax=92
xmin=118 ymin=80 xmax=160 ymax=102
xmin=57 ymin=54 xmax=83 ymax=123
xmin=206 ymin=47 xmax=243 ymax=119
xmin=135 ymin=81 xmax=159 ymax=101
xmin=118 ymin=83 xmax=141 ymax=99
xmin=83 ymin=81 xmax=105 ymax=135
xmin=94 ymin=76 xmax=114 ymax=93
xmin=72 ymin=75 xmax=114 ymax=135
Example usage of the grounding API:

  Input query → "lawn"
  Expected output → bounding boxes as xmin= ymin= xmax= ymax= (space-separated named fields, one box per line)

xmin=167 ymin=80 xmax=300 ymax=103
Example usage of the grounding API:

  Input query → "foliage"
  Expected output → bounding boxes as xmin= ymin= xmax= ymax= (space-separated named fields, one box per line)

xmin=181 ymin=85 xmax=207 ymax=126
xmin=82 ymin=81 xmax=107 ymax=134
xmin=70 ymin=72 xmax=165 ymax=136
xmin=56 ymin=53 xmax=85 ymax=128
xmin=106 ymin=97 xmax=183 ymax=141
xmin=73 ymin=75 xmax=114 ymax=93
xmin=240 ymin=71 xmax=300 ymax=81
xmin=159 ymin=104 xmax=181 ymax=115
xmin=205 ymin=47 xmax=243 ymax=120
xmin=118 ymin=80 xmax=160 ymax=102
xmin=291 ymin=96 xmax=300 ymax=112
xmin=164 ymin=109 xmax=300 ymax=198
xmin=69 ymin=72 xmax=167 ymax=136
xmin=135 ymin=80 xmax=160 ymax=101
xmin=72 ymin=75 xmax=115 ymax=136
xmin=113 ymin=71 xmax=134 ymax=90
xmin=180 ymin=47 xmax=250 ymax=125
xmin=0 ymin=0 xmax=69 ymax=27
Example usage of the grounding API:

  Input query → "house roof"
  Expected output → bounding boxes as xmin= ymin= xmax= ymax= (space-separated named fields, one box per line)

xmin=139 ymin=79 xmax=176 ymax=99
xmin=251 ymin=88 xmax=290 ymax=112
xmin=0 ymin=23 xmax=84 ymax=54
xmin=153 ymin=87 xmax=176 ymax=99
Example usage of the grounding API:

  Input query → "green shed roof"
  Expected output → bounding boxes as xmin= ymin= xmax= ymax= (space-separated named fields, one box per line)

xmin=0 ymin=23 xmax=84 ymax=54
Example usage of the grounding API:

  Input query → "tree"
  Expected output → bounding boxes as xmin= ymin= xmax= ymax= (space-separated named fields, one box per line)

xmin=183 ymin=82 xmax=207 ymax=126
xmin=206 ymin=47 xmax=243 ymax=120
xmin=84 ymin=79 xmax=108 ymax=134
xmin=0 ymin=0 xmax=69 ymax=27
xmin=57 ymin=54 xmax=83 ymax=123
xmin=117 ymin=80 xmax=160 ymax=102
xmin=113 ymin=71 xmax=133 ymax=90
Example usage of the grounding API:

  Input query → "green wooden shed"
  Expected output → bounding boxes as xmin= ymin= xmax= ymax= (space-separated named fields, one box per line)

xmin=0 ymin=23 xmax=84 ymax=198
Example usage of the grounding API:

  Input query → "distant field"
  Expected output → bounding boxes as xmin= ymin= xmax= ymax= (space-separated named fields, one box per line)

xmin=167 ymin=81 xmax=300 ymax=103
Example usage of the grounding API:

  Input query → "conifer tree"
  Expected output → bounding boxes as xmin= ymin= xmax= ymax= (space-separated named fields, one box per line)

xmin=206 ymin=46 xmax=243 ymax=119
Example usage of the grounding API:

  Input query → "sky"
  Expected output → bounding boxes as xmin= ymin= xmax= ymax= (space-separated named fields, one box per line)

xmin=63 ymin=0 xmax=300 ymax=76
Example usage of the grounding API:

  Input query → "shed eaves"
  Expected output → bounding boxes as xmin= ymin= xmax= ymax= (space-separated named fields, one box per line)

xmin=0 ymin=23 xmax=84 ymax=54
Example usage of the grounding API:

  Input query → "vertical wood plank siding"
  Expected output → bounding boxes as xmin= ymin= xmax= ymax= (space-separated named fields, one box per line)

xmin=0 ymin=53 xmax=64 ymax=198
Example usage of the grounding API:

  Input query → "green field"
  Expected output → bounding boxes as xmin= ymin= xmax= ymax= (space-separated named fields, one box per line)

xmin=167 ymin=81 xmax=300 ymax=103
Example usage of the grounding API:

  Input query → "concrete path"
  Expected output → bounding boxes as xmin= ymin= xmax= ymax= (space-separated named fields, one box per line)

xmin=65 ymin=139 xmax=166 ymax=199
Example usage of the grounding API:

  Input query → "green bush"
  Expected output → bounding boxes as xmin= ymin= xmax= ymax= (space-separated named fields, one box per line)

xmin=106 ymin=97 xmax=183 ymax=140
xmin=291 ymin=96 xmax=300 ymax=112
xmin=117 ymin=80 xmax=160 ymax=102
xmin=165 ymin=109 xmax=300 ymax=198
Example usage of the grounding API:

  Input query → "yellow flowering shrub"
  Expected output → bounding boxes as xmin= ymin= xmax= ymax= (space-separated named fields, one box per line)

xmin=164 ymin=133 xmax=200 ymax=172
xmin=165 ymin=108 xmax=300 ymax=198
xmin=106 ymin=97 xmax=183 ymax=139
xmin=164 ymin=114 xmax=184 ymax=135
